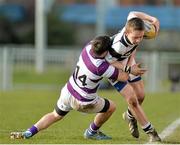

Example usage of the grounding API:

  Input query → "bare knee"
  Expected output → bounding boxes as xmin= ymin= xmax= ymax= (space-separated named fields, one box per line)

xmin=127 ymin=96 xmax=139 ymax=108
xmin=122 ymin=88 xmax=138 ymax=107
xmin=131 ymin=81 xmax=145 ymax=104
xmin=137 ymin=95 xmax=145 ymax=104
xmin=52 ymin=110 xmax=64 ymax=120
xmin=135 ymin=89 xmax=145 ymax=104
xmin=107 ymin=100 xmax=116 ymax=114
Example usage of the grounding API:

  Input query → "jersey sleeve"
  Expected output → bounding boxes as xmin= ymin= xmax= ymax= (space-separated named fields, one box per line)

xmin=101 ymin=62 xmax=119 ymax=81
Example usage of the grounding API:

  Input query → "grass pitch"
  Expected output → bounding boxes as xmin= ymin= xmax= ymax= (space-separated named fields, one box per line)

xmin=0 ymin=89 xmax=180 ymax=144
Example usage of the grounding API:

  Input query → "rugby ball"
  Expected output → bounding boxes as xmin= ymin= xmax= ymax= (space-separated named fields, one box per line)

xmin=143 ymin=20 xmax=156 ymax=39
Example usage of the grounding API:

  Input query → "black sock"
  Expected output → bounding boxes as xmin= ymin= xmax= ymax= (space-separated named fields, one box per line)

xmin=127 ymin=108 xmax=135 ymax=120
xmin=142 ymin=122 xmax=153 ymax=134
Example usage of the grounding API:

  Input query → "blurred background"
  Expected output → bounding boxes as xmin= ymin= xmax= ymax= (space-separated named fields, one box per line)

xmin=0 ymin=0 xmax=180 ymax=92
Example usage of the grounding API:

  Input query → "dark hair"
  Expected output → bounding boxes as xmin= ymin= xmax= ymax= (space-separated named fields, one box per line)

xmin=126 ymin=17 xmax=145 ymax=32
xmin=91 ymin=35 xmax=112 ymax=55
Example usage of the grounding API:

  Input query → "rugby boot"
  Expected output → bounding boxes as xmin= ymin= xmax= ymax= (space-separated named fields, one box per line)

xmin=122 ymin=112 xmax=139 ymax=138
xmin=147 ymin=128 xmax=161 ymax=142
xmin=10 ymin=130 xmax=32 ymax=139
xmin=84 ymin=129 xmax=112 ymax=140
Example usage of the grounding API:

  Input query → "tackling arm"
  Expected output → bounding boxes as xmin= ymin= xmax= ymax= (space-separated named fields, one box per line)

xmin=110 ymin=57 xmax=147 ymax=76
xmin=110 ymin=60 xmax=124 ymax=71
xmin=109 ymin=50 xmax=137 ymax=71
xmin=117 ymin=69 xmax=129 ymax=82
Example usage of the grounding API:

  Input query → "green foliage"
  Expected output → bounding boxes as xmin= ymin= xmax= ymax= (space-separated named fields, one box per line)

xmin=20 ymin=25 xmax=34 ymax=44
xmin=47 ymin=12 xmax=76 ymax=46
xmin=0 ymin=15 xmax=21 ymax=44
xmin=0 ymin=90 xmax=180 ymax=144
xmin=0 ymin=10 xmax=76 ymax=45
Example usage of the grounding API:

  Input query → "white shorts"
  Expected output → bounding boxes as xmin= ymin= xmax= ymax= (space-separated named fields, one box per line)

xmin=56 ymin=85 xmax=106 ymax=113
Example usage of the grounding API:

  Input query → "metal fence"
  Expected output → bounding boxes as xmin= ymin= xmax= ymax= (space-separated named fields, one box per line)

xmin=0 ymin=46 xmax=180 ymax=92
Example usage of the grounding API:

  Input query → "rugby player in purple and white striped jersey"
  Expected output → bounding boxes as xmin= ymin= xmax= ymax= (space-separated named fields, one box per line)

xmin=10 ymin=36 xmax=129 ymax=140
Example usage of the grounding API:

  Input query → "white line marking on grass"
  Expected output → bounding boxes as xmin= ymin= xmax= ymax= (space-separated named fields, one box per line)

xmin=159 ymin=118 xmax=180 ymax=140
xmin=146 ymin=118 xmax=180 ymax=144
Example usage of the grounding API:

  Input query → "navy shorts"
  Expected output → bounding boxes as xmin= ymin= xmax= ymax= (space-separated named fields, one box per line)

xmin=114 ymin=77 xmax=141 ymax=92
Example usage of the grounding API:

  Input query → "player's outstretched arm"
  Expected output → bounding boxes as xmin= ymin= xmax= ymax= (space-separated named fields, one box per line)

xmin=128 ymin=11 xmax=160 ymax=33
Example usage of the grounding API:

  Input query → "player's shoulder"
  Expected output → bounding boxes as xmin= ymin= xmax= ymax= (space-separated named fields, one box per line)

xmin=112 ymin=28 xmax=125 ymax=43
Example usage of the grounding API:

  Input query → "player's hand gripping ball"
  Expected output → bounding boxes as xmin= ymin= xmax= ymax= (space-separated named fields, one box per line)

xmin=143 ymin=20 xmax=157 ymax=39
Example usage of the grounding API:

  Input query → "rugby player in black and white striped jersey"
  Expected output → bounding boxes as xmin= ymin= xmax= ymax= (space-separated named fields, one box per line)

xmin=105 ymin=11 xmax=161 ymax=142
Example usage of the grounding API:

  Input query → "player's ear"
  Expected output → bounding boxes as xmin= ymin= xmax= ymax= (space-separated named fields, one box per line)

xmin=124 ymin=29 xmax=129 ymax=36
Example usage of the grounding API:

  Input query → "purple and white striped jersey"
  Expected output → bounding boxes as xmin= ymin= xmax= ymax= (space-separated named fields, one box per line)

xmin=67 ymin=44 xmax=119 ymax=102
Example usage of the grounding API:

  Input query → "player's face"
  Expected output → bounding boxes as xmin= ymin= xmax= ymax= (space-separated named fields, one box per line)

xmin=126 ymin=30 xmax=144 ymax=45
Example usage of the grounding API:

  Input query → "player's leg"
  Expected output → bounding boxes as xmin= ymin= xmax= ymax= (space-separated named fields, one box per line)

xmin=34 ymin=107 xmax=68 ymax=132
xmin=111 ymin=80 xmax=161 ymax=141
xmin=123 ymin=74 xmax=145 ymax=137
xmin=94 ymin=99 xmax=116 ymax=128
xmin=120 ymin=84 xmax=161 ymax=142
xmin=110 ymin=80 xmax=140 ymax=138
xmin=121 ymin=84 xmax=148 ymax=126
xmin=121 ymin=58 xmax=145 ymax=137
xmin=129 ymin=80 xmax=161 ymax=142
xmin=128 ymin=57 xmax=145 ymax=105
xmin=121 ymin=77 xmax=143 ymax=138
xmin=129 ymin=79 xmax=145 ymax=105
xmin=26 ymin=109 xmax=67 ymax=138
xmin=10 ymin=109 xmax=68 ymax=139
xmin=83 ymin=97 xmax=116 ymax=140
xmin=120 ymin=83 xmax=140 ymax=138
xmin=10 ymin=85 xmax=70 ymax=139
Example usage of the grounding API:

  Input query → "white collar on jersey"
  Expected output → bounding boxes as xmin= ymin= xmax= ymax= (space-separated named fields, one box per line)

xmin=123 ymin=34 xmax=134 ymax=46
